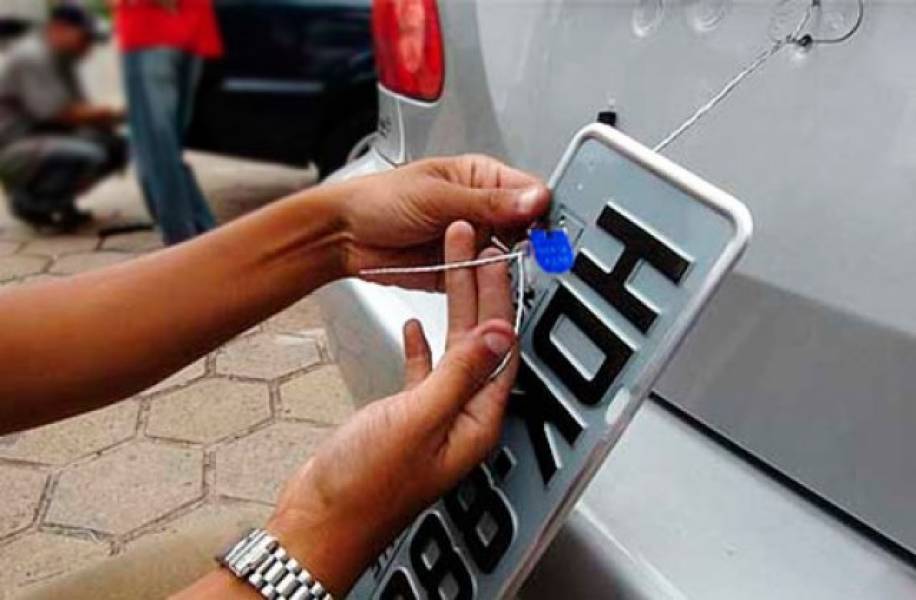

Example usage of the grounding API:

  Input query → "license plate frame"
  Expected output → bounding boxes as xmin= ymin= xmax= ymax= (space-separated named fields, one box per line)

xmin=352 ymin=123 xmax=753 ymax=599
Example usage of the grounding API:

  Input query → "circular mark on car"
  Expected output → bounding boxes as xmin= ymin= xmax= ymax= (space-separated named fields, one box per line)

xmin=633 ymin=0 xmax=665 ymax=38
xmin=685 ymin=0 xmax=731 ymax=33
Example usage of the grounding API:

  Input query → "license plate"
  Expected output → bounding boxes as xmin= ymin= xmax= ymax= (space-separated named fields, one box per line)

xmin=351 ymin=124 xmax=753 ymax=599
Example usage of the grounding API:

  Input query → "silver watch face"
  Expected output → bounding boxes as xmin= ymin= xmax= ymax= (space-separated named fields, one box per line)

xmin=351 ymin=124 xmax=752 ymax=599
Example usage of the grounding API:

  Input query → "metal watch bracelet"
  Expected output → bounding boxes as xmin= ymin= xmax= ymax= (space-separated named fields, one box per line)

xmin=218 ymin=528 xmax=333 ymax=600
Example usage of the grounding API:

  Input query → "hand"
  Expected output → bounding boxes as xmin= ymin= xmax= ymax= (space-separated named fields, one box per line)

xmin=101 ymin=106 xmax=126 ymax=125
xmin=336 ymin=154 xmax=550 ymax=289
xmin=267 ymin=221 xmax=519 ymax=596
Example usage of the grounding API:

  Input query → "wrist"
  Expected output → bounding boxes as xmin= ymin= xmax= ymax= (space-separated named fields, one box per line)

xmin=266 ymin=508 xmax=376 ymax=598
xmin=274 ymin=185 xmax=353 ymax=286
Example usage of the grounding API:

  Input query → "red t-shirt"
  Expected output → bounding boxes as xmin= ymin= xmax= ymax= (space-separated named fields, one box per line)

xmin=114 ymin=0 xmax=224 ymax=58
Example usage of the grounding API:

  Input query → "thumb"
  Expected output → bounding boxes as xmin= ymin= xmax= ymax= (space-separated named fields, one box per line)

xmin=415 ymin=320 xmax=516 ymax=426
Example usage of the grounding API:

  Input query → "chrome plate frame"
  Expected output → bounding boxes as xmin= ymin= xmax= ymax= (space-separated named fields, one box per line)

xmin=351 ymin=124 xmax=753 ymax=599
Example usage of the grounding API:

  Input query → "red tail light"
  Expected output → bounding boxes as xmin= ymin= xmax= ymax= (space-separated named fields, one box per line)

xmin=372 ymin=0 xmax=444 ymax=101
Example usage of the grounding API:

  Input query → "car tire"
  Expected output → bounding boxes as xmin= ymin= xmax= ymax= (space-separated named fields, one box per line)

xmin=316 ymin=109 xmax=378 ymax=179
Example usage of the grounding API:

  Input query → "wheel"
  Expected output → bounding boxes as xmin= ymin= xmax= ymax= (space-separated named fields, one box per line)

xmin=316 ymin=109 xmax=378 ymax=179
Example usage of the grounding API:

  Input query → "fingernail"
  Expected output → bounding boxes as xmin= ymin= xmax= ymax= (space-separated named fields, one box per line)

xmin=517 ymin=185 xmax=544 ymax=213
xmin=484 ymin=331 xmax=513 ymax=358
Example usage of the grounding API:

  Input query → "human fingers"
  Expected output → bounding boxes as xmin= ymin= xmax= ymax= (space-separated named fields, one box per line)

xmin=415 ymin=320 xmax=515 ymax=428
xmin=445 ymin=221 xmax=479 ymax=346
xmin=476 ymin=247 xmax=514 ymax=325
xmin=403 ymin=319 xmax=432 ymax=389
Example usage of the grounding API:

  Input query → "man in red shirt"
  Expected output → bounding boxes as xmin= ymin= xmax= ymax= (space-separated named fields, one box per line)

xmin=114 ymin=0 xmax=223 ymax=244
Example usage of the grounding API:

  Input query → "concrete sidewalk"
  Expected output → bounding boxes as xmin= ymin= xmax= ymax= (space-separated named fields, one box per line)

xmin=0 ymin=155 xmax=357 ymax=598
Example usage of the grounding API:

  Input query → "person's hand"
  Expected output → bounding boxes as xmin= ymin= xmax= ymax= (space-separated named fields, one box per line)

xmin=334 ymin=154 xmax=550 ymax=289
xmin=267 ymin=221 xmax=519 ymax=596
xmin=100 ymin=106 xmax=126 ymax=126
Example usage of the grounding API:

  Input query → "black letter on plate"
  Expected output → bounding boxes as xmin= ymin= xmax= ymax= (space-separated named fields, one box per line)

xmin=379 ymin=569 xmax=418 ymax=600
xmin=574 ymin=205 xmax=690 ymax=334
xmin=445 ymin=465 xmax=515 ymax=573
xmin=409 ymin=514 xmax=473 ymax=600
xmin=533 ymin=285 xmax=634 ymax=405
xmin=511 ymin=362 xmax=585 ymax=485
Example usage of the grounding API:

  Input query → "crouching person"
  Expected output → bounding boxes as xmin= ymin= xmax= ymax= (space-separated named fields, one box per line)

xmin=0 ymin=6 xmax=126 ymax=230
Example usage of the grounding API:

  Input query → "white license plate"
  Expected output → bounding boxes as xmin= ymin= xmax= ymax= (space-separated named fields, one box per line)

xmin=351 ymin=124 xmax=753 ymax=599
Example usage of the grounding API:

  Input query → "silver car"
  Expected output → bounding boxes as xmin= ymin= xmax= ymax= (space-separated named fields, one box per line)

xmin=320 ymin=1 xmax=916 ymax=597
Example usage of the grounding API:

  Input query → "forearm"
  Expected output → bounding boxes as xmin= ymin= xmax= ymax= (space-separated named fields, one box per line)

xmin=0 ymin=187 xmax=349 ymax=433
xmin=171 ymin=570 xmax=259 ymax=600
xmin=55 ymin=102 xmax=121 ymax=128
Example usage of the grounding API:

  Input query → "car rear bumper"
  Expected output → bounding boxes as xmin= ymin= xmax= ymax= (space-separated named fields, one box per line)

xmin=317 ymin=152 xmax=916 ymax=599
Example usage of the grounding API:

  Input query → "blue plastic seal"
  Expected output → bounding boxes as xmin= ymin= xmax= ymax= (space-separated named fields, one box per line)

xmin=530 ymin=228 xmax=574 ymax=274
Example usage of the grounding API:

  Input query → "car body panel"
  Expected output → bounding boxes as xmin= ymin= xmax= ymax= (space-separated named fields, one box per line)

xmin=372 ymin=0 xmax=916 ymax=559
xmin=320 ymin=0 xmax=916 ymax=595
xmin=321 ymin=149 xmax=916 ymax=598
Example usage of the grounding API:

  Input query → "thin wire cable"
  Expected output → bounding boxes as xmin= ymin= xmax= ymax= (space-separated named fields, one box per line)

xmin=359 ymin=251 xmax=524 ymax=277
xmin=653 ymin=3 xmax=814 ymax=153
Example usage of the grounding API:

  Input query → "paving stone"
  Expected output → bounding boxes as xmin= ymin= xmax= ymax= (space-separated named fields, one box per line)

xmin=215 ymin=332 xmax=322 ymax=381
xmin=0 ymin=255 xmax=48 ymax=282
xmin=47 ymin=441 xmax=203 ymax=535
xmin=101 ymin=230 xmax=163 ymax=253
xmin=21 ymin=235 xmax=99 ymax=258
xmin=0 ymin=465 xmax=46 ymax=539
xmin=141 ymin=358 xmax=208 ymax=396
xmin=126 ymin=501 xmax=272 ymax=555
xmin=213 ymin=422 xmax=327 ymax=504
xmin=14 ymin=274 xmax=62 ymax=286
xmin=0 ymin=274 xmax=63 ymax=291
xmin=0 ymin=532 xmax=108 ymax=593
xmin=264 ymin=297 xmax=325 ymax=334
xmin=147 ymin=379 xmax=271 ymax=444
xmin=279 ymin=366 xmax=355 ymax=425
xmin=0 ymin=240 xmax=19 ymax=256
xmin=48 ymin=251 xmax=131 ymax=276
xmin=0 ymin=401 xmax=138 ymax=466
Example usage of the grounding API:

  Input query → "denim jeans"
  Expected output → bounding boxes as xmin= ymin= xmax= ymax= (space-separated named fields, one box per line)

xmin=122 ymin=48 xmax=216 ymax=245
xmin=0 ymin=128 xmax=128 ymax=219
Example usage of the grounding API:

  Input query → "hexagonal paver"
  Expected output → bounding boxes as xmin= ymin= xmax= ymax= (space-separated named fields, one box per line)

xmin=46 ymin=441 xmax=203 ymax=535
xmin=101 ymin=230 xmax=163 ymax=253
xmin=0 ymin=532 xmax=108 ymax=592
xmin=279 ymin=366 xmax=355 ymax=425
xmin=126 ymin=501 xmax=272 ymax=555
xmin=147 ymin=379 xmax=270 ymax=444
xmin=21 ymin=235 xmax=98 ymax=257
xmin=214 ymin=422 xmax=327 ymax=504
xmin=215 ymin=332 xmax=321 ymax=380
xmin=0 ymin=255 xmax=48 ymax=282
xmin=0 ymin=240 xmax=19 ymax=256
xmin=48 ymin=251 xmax=132 ymax=276
xmin=0 ymin=401 xmax=138 ymax=466
xmin=141 ymin=358 xmax=207 ymax=396
xmin=0 ymin=465 xmax=46 ymax=539
xmin=264 ymin=297 xmax=325 ymax=334
xmin=13 ymin=274 xmax=61 ymax=287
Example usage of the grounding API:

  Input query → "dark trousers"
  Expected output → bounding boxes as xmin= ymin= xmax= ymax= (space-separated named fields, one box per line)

xmin=0 ymin=128 xmax=128 ymax=222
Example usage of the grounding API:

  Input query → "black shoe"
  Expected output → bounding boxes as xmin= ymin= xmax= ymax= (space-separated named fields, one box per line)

xmin=49 ymin=206 xmax=93 ymax=231
xmin=11 ymin=204 xmax=92 ymax=232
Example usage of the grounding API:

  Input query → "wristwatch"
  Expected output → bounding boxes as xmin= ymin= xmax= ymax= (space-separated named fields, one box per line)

xmin=218 ymin=528 xmax=333 ymax=600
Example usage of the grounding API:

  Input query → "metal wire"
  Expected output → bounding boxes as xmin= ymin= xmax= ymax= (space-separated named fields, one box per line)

xmin=654 ymin=1 xmax=815 ymax=153
xmin=359 ymin=251 xmax=524 ymax=276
